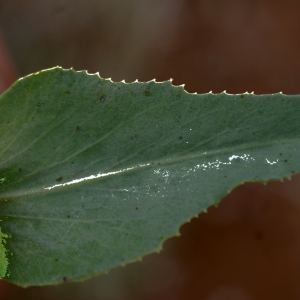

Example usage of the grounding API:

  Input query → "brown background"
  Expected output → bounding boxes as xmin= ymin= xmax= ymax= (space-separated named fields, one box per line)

xmin=1 ymin=0 xmax=300 ymax=299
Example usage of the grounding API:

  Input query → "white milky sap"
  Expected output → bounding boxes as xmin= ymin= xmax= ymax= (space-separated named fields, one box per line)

xmin=265 ymin=158 xmax=278 ymax=165
xmin=153 ymin=154 xmax=256 ymax=181
xmin=44 ymin=154 xmax=278 ymax=191
xmin=44 ymin=163 xmax=151 ymax=190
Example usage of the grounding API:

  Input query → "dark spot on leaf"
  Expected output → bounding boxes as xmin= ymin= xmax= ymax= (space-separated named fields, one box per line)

xmin=144 ymin=87 xmax=152 ymax=97
xmin=75 ymin=126 xmax=80 ymax=131
xmin=280 ymin=153 xmax=282 ymax=156
xmin=67 ymin=215 xmax=70 ymax=218
xmin=18 ymin=168 xmax=22 ymax=172
xmin=65 ymin=90 xmax=70 ymax=94
xmin=100 ymin=94 xmax=106 ymax=102
xmin=240 ymin=95 xmax=244 ymax=98
xmin=37 ymin=103 xmax=41 ymax=107
xmin=71 ymin=162 xmax=75 ymax=164
xmin=179 ymin=136 xmax=183 ymax=140
xmin=55 ymin=258 xmax=59 ymax=262
xmin=82 ymin=204 xmax=84 ymax=208
xmin=130 ymin=135 xmax=138 ymax=140
xmin=63 ymin=277 xmax=68 ymax=282
xmin=56 ymin=177 xmax=62 ymax=182
xmin=284 ymin=160 xmax=288 ymax=163
xmin=136 ymin=207 xmax=138 ymax=210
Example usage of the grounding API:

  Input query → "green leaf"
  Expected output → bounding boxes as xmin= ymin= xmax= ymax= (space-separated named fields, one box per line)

xmin=0 ymin=227 xmax=9 ymax=278
xmin=0 ymin=67 xmax=298 ymax=287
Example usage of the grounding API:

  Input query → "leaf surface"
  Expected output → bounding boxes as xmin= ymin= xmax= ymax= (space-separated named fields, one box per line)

xmin=0 ymin=67 xmax=299 ymax=286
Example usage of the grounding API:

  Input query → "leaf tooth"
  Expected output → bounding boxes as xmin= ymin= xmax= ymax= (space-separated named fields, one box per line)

xmin=80 ymin=69 xmax=91 ymax=77
xmin=175 ymin=230 xmax=181 ymax=237
xmin=155 ymin=246 xmax=163 ymax=253
xmin=85 ymin=70 xmax=102 ymax=78
xmin=135 ymin=257 xmax=143 ymax=263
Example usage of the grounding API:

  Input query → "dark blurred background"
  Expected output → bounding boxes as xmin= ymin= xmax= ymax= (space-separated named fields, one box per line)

xmin=1 ymin=0 xmax=300 ymax=299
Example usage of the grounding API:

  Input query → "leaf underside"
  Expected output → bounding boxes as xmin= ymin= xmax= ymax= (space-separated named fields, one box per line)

xmin=0 ymin=67 xmax=299 ymax=287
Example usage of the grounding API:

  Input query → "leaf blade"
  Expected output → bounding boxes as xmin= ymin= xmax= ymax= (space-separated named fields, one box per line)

xmin=0 ymin=67 xmax=298 ymax=286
